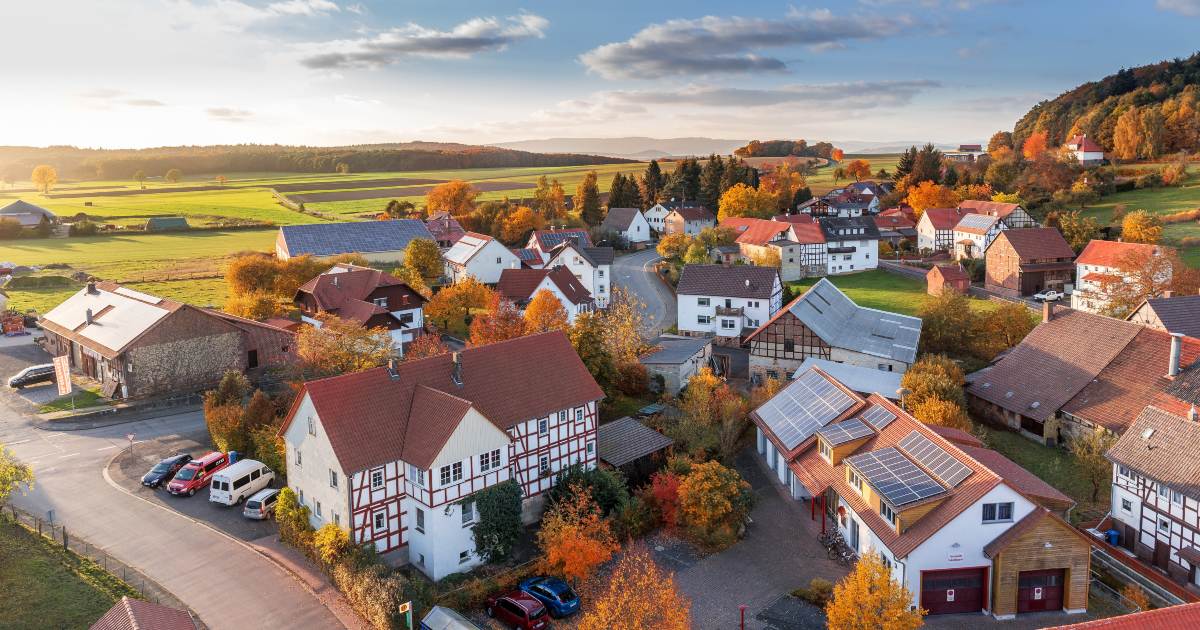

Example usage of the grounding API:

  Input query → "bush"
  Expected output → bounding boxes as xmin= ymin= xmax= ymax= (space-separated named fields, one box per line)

xmin=0 ymin=218 xmax=22 ymax=239
xmin=613 ymin=494 xmax=658 ymax=540
xmin=68 ymin=219 xmax=99 ymax=236
xmin=332 ymin=562 xmax=420 ymax=630
xmin=1135 ymin=172 xmax=1163 ymax=189
xmin=792 ymin=578 xmax=834 ymax=607
xmin=1161 ymin=208 xmax=1200 ymax=224
xmin=545 ymin=464 xmax=630 ymax=515
xmin=313 ymin=523 xmax=352 ymax=565
xmin=614 ymin=361 xmax=649 ymax=396
xmin=275 ymin=487 xmax=313 ymax=548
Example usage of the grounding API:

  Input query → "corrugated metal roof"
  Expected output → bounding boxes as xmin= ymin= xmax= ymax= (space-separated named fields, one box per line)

xmin=640 ymin=336 xmax=712 ymax=365
xmin=795 ymin=358 xmax=903 ymax=399
xmin=781 ymin=279 xmax=921 ymax=365
xmin=279 ymin=220 xmax=433 ymax=257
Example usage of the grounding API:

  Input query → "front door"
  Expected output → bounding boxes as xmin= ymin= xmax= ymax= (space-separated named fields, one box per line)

xmin=1017 ymin=569 xmax=1065 ymax=613
xmin=1122 ymin=524 xmax=1137 ymax=552
xmin=1154 ymin=541 xmax=1171 ymax=571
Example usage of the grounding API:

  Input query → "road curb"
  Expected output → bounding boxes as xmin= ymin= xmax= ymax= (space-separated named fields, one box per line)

xmin=101 ymin=450 xmax=360 ymax=630
xmin=34 ymin=404 xmax=204 ymax=432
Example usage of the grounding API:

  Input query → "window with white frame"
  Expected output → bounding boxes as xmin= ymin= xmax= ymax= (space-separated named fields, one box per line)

xmin=576 ymin=408 xmax=584 ymax=422
xmin=538 ymin=418 xmax=549 ymax=436
xmin=848 ymin=469 xmax=863 ymax=493
xmin=558 ymin=410 xmax=567 ymax=423
xmin=295 ymin=447 xmax=302 ymax=467
xmin=819 ymin=440 xmax=832 ymax=463
xmin=459 ymin=550 xmax=471 ymax=564
xmin=1159 ymin=484 xmax=1169 ymax=500
xmin=440 ymin=462 xmax=463 ymax=485
xmin=587 ymin=441 xmax=595 ymax=455
xmin=333 ymin=512 xmax=340 ymax=526
xmin=315 ymin=500 xmax=323 ymax=518
xmin=329 ymin=470 xmax=339 ymax=489
xmin=698 ymin=298 xmax=710 ymax=306
xmin=371 ymin=469 xmax=384 ymax=489
xmin=721 ymin=319 xmax=736 ymax=330
xmin=479 ymin=449 xmax=501 ymax=473
xmin=307 ymin=416 xmax=315 ymax=436
xmin=1121 ymin=498 xmax=1132 ymax=512
xmin=879 ymin=501 xmax=896 ymax=524
xmin=982 ymin=502 xmax=1014 ymax=523
xmin=415 ymin=508 xmax=425 ymax=533
xmin=408 ymin=464 xmax=424 ymax=487
xmin=462 ymin=501 xmax=475 ymax=526
xmin=373 ymin=511 xmax=386 ymax=530
xmin=1159 ymin=517 xmax=1170 ymax=533
xmin=697 ymin=315 xmax=711 ymax=324
xmin=373 ymin=297 xmax=388 ymax=308
xmin=1172 ymin=490 xmax=1184 ymax=505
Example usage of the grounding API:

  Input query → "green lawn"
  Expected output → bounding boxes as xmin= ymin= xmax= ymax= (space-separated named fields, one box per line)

xmin=39 ymin=388 xmax=108 ymax=413
xmin=806 ymin=154 xmax=902 ymax=195
xmin=786 ymin=269 xmax=998 ymax=317
xmin=976 ymin=426 xmax=1109 ymax=523
xmin=1082 ymin=179 xmax=1200 ymax=266
xmin=0 ymin=519 xmax=138 ymax=629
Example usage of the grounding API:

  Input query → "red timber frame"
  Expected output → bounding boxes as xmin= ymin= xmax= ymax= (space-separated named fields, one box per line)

xmin=350 ymin=461 xmax=407 ymax=553
xmin=507 ymin=400 xmax=601 ymax=499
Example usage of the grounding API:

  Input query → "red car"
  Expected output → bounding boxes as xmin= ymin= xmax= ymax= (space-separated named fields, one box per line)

xmin=166 ymin=451 xmax=228 ymax=496
xmin=485 ymin=590 xmax=550 ymax=630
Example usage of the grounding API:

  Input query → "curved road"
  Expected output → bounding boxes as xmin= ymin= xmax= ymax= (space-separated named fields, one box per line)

xmin=613 ymin=248 xmax=675 ymax=338
xmin=0 ymin=392 xmax=344 ymax=629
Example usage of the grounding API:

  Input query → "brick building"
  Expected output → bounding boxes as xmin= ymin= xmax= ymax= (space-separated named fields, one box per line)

xmin=983 ymin=228 xmax=1076 ymax=298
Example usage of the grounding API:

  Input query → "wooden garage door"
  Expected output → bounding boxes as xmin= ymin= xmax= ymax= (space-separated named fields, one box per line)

xmin=1018 ymin=569 xmax=1064 ymax=613
xmin=920 ymin=567 xmax=987 ymax=615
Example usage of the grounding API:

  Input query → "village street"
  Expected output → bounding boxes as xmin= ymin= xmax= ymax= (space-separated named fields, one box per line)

xmin=613 ymin=247 xmax=675 ymax=337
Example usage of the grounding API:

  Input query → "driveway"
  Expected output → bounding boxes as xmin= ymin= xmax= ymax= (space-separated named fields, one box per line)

xmin=613 ymin=248 xmax=675 ymax=338
xmin=0 ymin=400 xmax=345 ymax=630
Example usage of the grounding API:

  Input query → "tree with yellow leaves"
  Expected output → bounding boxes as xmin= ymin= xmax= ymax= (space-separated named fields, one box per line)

xmin=537 ymin=484 xmax=618 ymax=585
xmin=501 ymin=205 xmax=543 ymax=245
xmin=1113 ymin=108 xmax=1142 ymax=161
xmin=904 ymin=181 xmax=960 ymax=216
xmin=523 ymin=289 xmax=569 ymax=333
xmin=426 ymin=180 xmax=478 ymax=215
xmin=846 ymin=159 xmax=872 ymax=182
xmin=31 ymin=165 xmax=57 ymax=194
xmin=827 ymin=551 xmax=924 ymax=630
xmin=656 ymin=233 xmax=691 ymax=262
xmin=1121 ymin=209 xmax=1163 ymax=244
xmin=578 ymin=544 xmax=691 ymax=630
xmin=718 ymin=182 xmax=774 ymax=221
xmin=296 ymin=313 xmax=393 ymax=379
xmin=424 ymin=277 xmax=497 ymax=336
xmin=223 ymin=291 xmax=282 ymax=320
xmin=908 ymin=397 xmax=973 ymax=432
xmin=1021 ymin=131 xmax=1049 ymax=160
xmin=676 ymin=460 xmax=754 ymax=550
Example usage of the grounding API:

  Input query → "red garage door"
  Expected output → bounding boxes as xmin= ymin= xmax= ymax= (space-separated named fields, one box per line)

xmin=1018 ymin=569 xmax=1064 ymax=613
xmin=921 ymin=567 xmax=987 ymax=615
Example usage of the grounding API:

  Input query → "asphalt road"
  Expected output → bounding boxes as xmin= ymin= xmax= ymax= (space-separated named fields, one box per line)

xmin=613 ymin=248 xmax=675 ymax=338
xmin=0 ymin=371 xmax=344 ymax=629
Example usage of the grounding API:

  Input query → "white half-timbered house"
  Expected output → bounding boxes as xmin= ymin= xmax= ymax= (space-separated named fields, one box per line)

xmin=280 ymin=331 xmax=604 ymax=580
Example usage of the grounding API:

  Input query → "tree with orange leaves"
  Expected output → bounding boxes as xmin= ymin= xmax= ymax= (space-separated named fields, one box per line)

xmin=424 ymin=276 xmax=496 ymax=336
xmin=537 ymin=484 xmax=618 ymax=585
xmin=426 ymin=180 xmax=478 ymax=216
xmin=468 ymin=298 xmax=526 ymax=346
xmin=501 ymin=205 xmax=543 ymax=245
xmin=1022 ymin=131 xmax=1049 ymax=160
xmin=676 ymin=460 xmax=754 ymax=550
xmin=831 ymin=148 xmax=845 ymax=162
xmin=403 ymin=334 xmax=449 ymax=362
xmin=845 ymin=159 xmax=872 ymax=181
xmin=577 ymin=544 xmax=691 ymax=630
xmin=826 ymin=551 xmax=924 ymax=630
xmin=903 ymin=181 xmax=960 ymax=216
xmin=523 ymin=289 xmax=569 ymax=333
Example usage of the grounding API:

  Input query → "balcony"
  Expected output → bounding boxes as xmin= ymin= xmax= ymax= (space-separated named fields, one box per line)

xmin=716 ymin=306 xmax=744 ymax=317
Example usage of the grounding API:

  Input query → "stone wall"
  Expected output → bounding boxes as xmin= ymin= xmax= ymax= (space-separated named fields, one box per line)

xmin=126 ymin=331 xmax=243 ymax=398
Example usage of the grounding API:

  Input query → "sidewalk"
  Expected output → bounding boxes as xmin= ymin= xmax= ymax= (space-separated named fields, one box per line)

xmin=248 ymin=536 xmax=373 ymax=630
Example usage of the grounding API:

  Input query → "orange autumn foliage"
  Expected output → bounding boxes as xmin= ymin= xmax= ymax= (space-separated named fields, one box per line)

xmin=523 ymin=289 xmax=569 ymax=333
xmin=826 ymin=551 xmax=925 ymax=630
xmin=468 ymin=298 xmax=526 ymax=347
xmin=577 ymin=544 xmax=691 ymax=630
xmin=903 ymin=181 xmax=960 ymax=216
xmin=537 ymin=486 xmax=617 ymax=584
xmin=649 ymin=471 xmax=681 ymax=528
xmin=426 ymin=180 xmax=478 ymax=215
xmin=831 ymin=148 xmax=845 ymax=162
xmin=1022 ymin=131 xmax=1049 ymax=160
xmin=845 ymin=159 xmax=872 ymax=181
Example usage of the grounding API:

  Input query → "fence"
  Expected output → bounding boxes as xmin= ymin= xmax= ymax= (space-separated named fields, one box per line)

xmin=1 ymin=503 xmax=206 ymax=628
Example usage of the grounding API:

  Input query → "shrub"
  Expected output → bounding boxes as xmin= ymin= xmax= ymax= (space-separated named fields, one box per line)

xmin=613 ymin=494 xmax=658 ymax=540
xmin=0 ymin=218 xmax=22 ymax=239
xmin=614 ymin=361 xmax=649 ymax=396
xmin=676 ymin=461 xmax=754 ymax=550
xmin=331 ymin=562 xmax=422 ymax=630
xmin=68 ymin=219 xmax=99 ymax=236
xmin=275 ymin=487 xmax=313 ymax=548
xmin=647 ymin=471 xmax=681 ymax=529
xmin=470 ymin=479 xmax=523 ymax=563
xmin=1179 ymin=236 xmax=1200 ymax=247
xmin=313 ymin=523 xmax=352 ymax=565
xmin=545 ymin=464 xmax=630 ymax=516
xmin=1161 ymin=208 xmax=1200 ymax=224
xmin=793 ymin=578 xmax=835 ymax=607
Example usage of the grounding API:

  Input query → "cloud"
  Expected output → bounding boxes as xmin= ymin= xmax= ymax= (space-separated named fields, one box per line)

xmin=125 ymin=98 xmax=168 ymax=107
xmin=580 ymin=9 xmax=914 ymax=79
xmin=345 ymin=3 xmax=365 ymax=15
xmin=1157 ymin=0 xmax=1200 ymax=15
xmin=607 ymin=80 xmax=939 ymax=109
xmin=334 ymin=94 xmax=381 ymax=106
xmin=265 ymin=0 xmax=340 ymax=16
xmin=80 ymin=89 xmax=167 ymax=108
xmin=207 ymin=107 xmax=253 ymax=121
xmin=298 ymin=13 xmax=548 ymax=69
xmin=167 ymin=0 xmax=339 ymax=33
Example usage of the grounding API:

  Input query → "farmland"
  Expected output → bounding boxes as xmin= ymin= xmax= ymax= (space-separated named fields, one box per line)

xmin=1081 ymin=178 xmax=1200 ymax=266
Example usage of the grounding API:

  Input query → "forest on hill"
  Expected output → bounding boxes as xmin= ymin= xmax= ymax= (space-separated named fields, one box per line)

xmin=732 ymin=139 xmax=840 ymax=159
xmin=0 ymin=142 xmax=631 ymax=181
xmin=1014 ymin=52 xmax=1200 ymax=158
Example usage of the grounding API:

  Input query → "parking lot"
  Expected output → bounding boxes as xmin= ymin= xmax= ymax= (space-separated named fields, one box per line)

xmin=108 ymin=430 xmax=279 ymax=542
xmin=0 ymin=333 xmax=61 ymax=408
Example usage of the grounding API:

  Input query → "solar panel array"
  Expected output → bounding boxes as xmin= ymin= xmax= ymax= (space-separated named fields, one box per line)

xmin=817 ymin=418 xmax=875 ymax=446
xmin=860 ymin=405 xmax=897 ymax=430
xmin=898 ymin=431 xmax=973 ymax=487
xmin=846 ymin=447 xmax=946 ymax=507
xmin=756 ymin=369 xmax=856 ymax=449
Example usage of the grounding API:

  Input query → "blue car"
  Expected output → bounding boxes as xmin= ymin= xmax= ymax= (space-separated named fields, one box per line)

xmin=519 ymin=576 xmax=580 ymax=618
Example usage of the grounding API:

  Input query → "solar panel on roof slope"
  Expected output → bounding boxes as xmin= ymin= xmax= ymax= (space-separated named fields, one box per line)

xmin=817 ymin=418 xmax=875 ymax=446
xmin=898 ymin=431 xmax=973 ymax=487
xmin=860 ymin=405 xmax=896 ymax=429
xmin=757 ymin=369 xmax=856 ymax=449
xmin=846 ymin=447 xmax=945 ymax=506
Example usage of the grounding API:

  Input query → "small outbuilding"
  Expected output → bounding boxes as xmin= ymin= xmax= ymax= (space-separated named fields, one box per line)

xmin=145 ymin=216 xmax=190 ymax=232
xmin=598 ymin=415 xmax=674 ymax=481
xmin=639 ymin=335 xmax=714 ymax=394
xmin=91 ymin=597 xmax=197 ymax=630
xmin=420 ymin=605 xmax=482 ymax=630
xmin=927 ymin=264 xmax=971 ymax=295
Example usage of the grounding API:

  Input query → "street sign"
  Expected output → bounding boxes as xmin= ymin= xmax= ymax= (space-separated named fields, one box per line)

xmin=52 ymin=355 xmax=71 ymax=396
xmin=399 ymin=601 xmax=412 ymax=629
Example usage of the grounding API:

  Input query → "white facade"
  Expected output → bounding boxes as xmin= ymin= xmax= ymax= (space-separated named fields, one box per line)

xmin=1110 ymin=463 xmax=1200 ymax=586
xmin=644 ymin=204 xmax=671 ymax=233
xmin=916 ymin=214 xmax=946 ymax=251
xmin=953 ymin=223 xmax=1007 ymax=261
xmin=617 ymin=210 xmax=652 ymax=244
xmin=546 ymin=243 xmax=611 ymax=309
xmin=444 ymin=236 xmax=521 ymax=285
xmin=677 ymin=280 xmax=783 ymax=337
xmin=284 ymin=395 xmax=352 ymax=533
xmin=825 ymin=239 xmax=879 ymax=275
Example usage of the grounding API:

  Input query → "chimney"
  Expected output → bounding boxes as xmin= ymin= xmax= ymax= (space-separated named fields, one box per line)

xmin=1163 ymin=290 xmax=1174 ymax=299
xmin=1189 ymin=405 xmax=1199 ymax=423
xmin=85 ymin=308 xmax=93 ymax=324
xmin=86 ymin=281 xmax=96 ymax=295
xmin=386 ymin=357 xmax=400 ymax=380
xmin=1042 ymin=301 xmax=1053 ymax=323
xmin=451 ymin=352 xmax=463 ymax=387
xmin=1168 ymin=332 xmax=1184 ymax=378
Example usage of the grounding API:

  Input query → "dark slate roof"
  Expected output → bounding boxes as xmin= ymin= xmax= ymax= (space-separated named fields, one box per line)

xmin=279 ymin=220 xmax=434 ymax=257
xmin=600 ymin=207 xmax=642 ymax=232
xmin=640 ymin=335 xmax=712 ymax=365
xmin=582 ymin=246 xmax=614 ymax=266
xmin=531 ymin=229 xmax=592 ymax=251
xmin=818 ymin=215 xmax=881 ymax=242
xmin=1166 ymin=361 xmax=1200 ymax=406
xmin=597 ymin=416 xmax=674 ymax=467
xmin=1140 ymin=295 xmax=1200 ymax=338
xmin=1107 ymin=406 xmax=1200 ymax=496
xmin=676 ymin=264 xmax=779 ymax=299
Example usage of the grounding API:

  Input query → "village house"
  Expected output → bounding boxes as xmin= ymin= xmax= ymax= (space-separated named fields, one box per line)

xmin=39 ymin=282 xmax=294 ymax=399
xmin=1071 ymin=240 xmax=1171 ymax=314
xmin=293 ymin=263 xmax=426 ymax=353
xmin=722 ymin=216 xmax=825 ymax=282
xmin=510 ymin=248 xmax=544 ymax=269
xmin=874 ymin=212 xmax=918 ymax=248
xmin=663 ymin=206 xmax=716 ymax=236
xmin=638 ymin=335 xmax=714 ymax=395
xmin=746 ymin=278 xmax=921 ymax=381
xmin=525 ymin=228 xmax=592 ymax=264
xmin=1127 ymin=293 xmax=1200 ymax=337
xmin=845 ymin=180 xmax=894 ymax=198
xmin=280 ymin=332 xmax=603 ymax=580
xmin=275 ymin=220 xmax=435 ymax=263
xmin=496 ymin=266 xmax=594 ymax=323
xmin=1064 ymin=134 xmax=1106 ymax=166
xmin=957 ymin=200 xmax=1040 ymax=229
xmin=946 ymin=144 xmax=984 ymax=163
xmin=752 ymin=365 xmax=1090 ymax=619
xmin=543 ymin=240 xmax=614 ymax=308
xmin=424 ymin=212 xmax=466 ymax=248
xmin=0 ymin=199 xmax=58 ymax=230
xmin=819 ymin=215 xmax=880 ymax=274
xmin=443 ymin=232 xmax=522 ymax=285
xmin=675 ymin=264 xmax=782 ymax=340
xmin=953 ymin=213 xmax=1006 ymax=260
xmin=966 ymin=303 xmax=1200 ymax=445
xmin=917 ymin=207 xmax=977 ymax=251
xmin=643 ymin=202 xmax=672 ymax=234
xmin=1106 ymin=405 xmax=1200 ymax=587
xmin=927 ymin=264 xmax=971 ymax=295
xmin=599 ymin=207 xmax=651 ymax=245
xmin=983 ymin=228 xmax=1076 ymax=299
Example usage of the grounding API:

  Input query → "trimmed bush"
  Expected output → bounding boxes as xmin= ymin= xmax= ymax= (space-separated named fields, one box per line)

xmin=792 ymin=578 xmax=834 ymax=607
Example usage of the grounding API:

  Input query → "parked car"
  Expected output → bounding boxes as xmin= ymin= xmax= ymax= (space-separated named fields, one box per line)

xmin=243 ymin=488 xmax=280 ymax=520
xmin=209 ymin=459 xmax=274 ymax=506
xmin=1033 ymin=290 xmax=1064 ymax=302
xmin=166 ymin=451 xmax=228 ymax=496
xmin=485 ymin=590 xmax=550 ymax=630
xmin=519 ymin=576 xmax=579 ymax=618
xmin=7 ymin=364 xmax=55 ymax=389
xmin=140 ymin=453 xmax=192 ymax=488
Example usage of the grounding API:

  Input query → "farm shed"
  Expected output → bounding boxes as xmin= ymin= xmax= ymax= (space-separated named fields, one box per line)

xmin=145 ymin=216 xmax=190 ymax=232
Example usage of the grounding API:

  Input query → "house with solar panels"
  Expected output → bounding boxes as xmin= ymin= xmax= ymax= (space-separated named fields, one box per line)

xmin=275 ymin=219 xmax=435 ymax=264
xmin=746 ymin=278 xmax=921 ymax=381
xmin=951 ymin=213 xmax=1005 ymax=260
xmin=443 ymin=232 xmax=522 ymax=285
xmin=751 ymin=364 xmax=1092 ymax=619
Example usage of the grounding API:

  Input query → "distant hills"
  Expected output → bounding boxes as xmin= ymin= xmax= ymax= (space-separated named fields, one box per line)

xmin=494 ymin=136 xmax=962 ymax=158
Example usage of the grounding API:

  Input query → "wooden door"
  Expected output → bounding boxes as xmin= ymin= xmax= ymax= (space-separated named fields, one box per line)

xmin=920 ymin=568 xmax=986 ymax=615
xmin=1122 ymin=524 xmax=1137 ymax=552
xmin=1154 ymin=541 xmax=1171 ymax=571
xmin=1018 ymin=569 xmax=1065 ymax=613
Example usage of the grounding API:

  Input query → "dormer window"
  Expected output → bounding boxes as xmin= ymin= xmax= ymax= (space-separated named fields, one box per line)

xmin=880 ymin=501 xmax=897 ymax=525
xmin=820 ymin=439 xmax=832 ymax=463
xmin=848 ymin=468 xmax=863 ymax=494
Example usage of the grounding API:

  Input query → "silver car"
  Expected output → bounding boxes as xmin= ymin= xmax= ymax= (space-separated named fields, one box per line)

xmin=242 ymin=488 xmax=280 ymax=520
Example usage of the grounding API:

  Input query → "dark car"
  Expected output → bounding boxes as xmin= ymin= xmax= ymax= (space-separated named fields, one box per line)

xmin=141 ymin=453 xmax=193 ymax=488
xmin=7 ymin=364 xmax=55 ymax=389
xmin=485 ymin=590 xmax=550 ymax=630
xmin=519 ymin=576 xmax=579 ymax=618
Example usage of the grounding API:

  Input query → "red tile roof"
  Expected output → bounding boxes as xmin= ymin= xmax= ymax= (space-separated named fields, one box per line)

xmin=1049 ymin=602 xmax=1200 ymax=629
xmin=926 ymin=424 xmax=983 ymax=447
xmin=1066 ymin=134 xmax=1105 ymax=153
xmin=957 ymin=200 xmax=1021 ymax=218
xmin=773 ymin=214 xmax=815 ymax=224
xmin=993 ymin=227 xmax=1076 ymax=261
xmin=283 ymin=331 xmax=603 ymax=474
xmin=497 ymin=266 xmax=593 ymax=306
xmin=295 ymin=265 xmax=423 ymax=320
xmin=720 ymin=217 xmax=794 ymax=246
xmin=921 ymin=207 xmax=978 ymax=230
xmin=671 ymin=206 xmax=714 ymax=222
xmin=425 ymin=211 xmax=465 ymax=244
xmin=928 ymin=264 xmax=969 ymax=283
xmin=790 ymin=221 xmax=827 ymax=244
xmin=1107 ymin=406 xmax=1200 ymax=497
xmin=1076 ymin=240 xmax=1168 ymax=268
xmin=875 ymin=213 xmax=916 ymax=230
xmin=880 ymin=206 xmax=918 ymax=222
xmin=91 ymin=597 xmax=196 ymax=630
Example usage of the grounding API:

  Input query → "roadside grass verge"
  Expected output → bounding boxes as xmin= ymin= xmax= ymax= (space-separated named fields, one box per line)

xmin=977 ymin=426 xmax=1109 ymax=522
xmin=39 ymin=388 xmax=109 ymax=413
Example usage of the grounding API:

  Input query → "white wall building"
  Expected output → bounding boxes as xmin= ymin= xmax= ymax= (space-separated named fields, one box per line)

xmin=952 ymin=214 xmax=1006 ymax=260
xmin=544 ymin=241 xmax=614 ymax=309
xmin=1070 ymin=240 xmax=1170 ymax=314
xmin=497 ymin=266 xmax=595 ymax=324
xmin=644 ymin=203 xmax=672 ymax=234
xmin=443 ymin=232 xmax=522 ymax=285
xmin=599 ymin=207 xmax=651 ymax=245
xmin=819 ymin=216 xmax=880 ymax=275
xmin=675 ymin=264 xmax=782 ymax=339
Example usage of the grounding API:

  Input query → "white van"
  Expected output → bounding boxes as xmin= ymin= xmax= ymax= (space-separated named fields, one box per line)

xmin=208 ymin=459 xmax=274 ymax=506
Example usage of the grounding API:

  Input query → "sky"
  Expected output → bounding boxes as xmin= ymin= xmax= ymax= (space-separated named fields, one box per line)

xmin=4 ymin=0 xmax=1200 ymax=149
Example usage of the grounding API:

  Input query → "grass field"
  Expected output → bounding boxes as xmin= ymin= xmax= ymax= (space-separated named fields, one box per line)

xmin=0 ymin=519 xmax=138 ymax=629
xmin=977 ymin=426 xmax=1108 ymax=522
xmin=786 ymin=268 xmax=998 ymax=317
xmin=1082 ymin=179 xmax=1200 ymax=266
